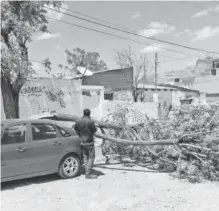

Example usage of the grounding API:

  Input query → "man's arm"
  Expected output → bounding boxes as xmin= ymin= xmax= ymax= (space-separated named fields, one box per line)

xmin=89 ymin=121 xmax=97 ymax=134
xmin=74 ymin=122 xmax=80 ymax=136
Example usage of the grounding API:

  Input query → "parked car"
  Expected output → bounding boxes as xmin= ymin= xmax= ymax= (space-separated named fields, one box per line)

xmin=1 ymin=119 xmax=82 ymax=182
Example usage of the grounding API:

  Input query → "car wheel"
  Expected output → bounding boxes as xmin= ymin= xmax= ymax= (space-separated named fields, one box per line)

xmin=58 ymin=154 xmax=80 ymax=179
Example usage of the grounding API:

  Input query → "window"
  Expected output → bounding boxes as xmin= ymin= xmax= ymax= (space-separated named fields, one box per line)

xmin=57 ymin=126 xmax=71 ymax=137
xmin=104 ymin=93 xmax=114 ymax=101
xmin=32 ymin=123 xmax=57 ymax=141
xmin=1 ymin=124 xmax=26 ymax=145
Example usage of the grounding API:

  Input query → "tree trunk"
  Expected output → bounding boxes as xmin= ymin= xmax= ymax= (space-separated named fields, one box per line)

xmin=132 ymin=90 xmax=138 ymax=102
xmin=95 ymin=132 xmax=178 ymax=146
xmin=1 ymin=77 xmax=19 ymax=118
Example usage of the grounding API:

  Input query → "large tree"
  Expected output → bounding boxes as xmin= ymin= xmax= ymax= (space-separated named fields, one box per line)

xmin=58 ymin=47 xmax=108 ymax=77
xmin=115 ymin=46 xmax=152 ymax=102
xmin=1 ymin=1 xmax=61 ymax=118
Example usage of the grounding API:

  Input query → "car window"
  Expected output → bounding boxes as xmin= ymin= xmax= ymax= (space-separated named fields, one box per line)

xmin=32 ymin=123 xmax=57 ymax=141
xmin=1 ymin=124 xmax=27 ymax=145
xmin=57 ymin=126 xmax=71 ymax=137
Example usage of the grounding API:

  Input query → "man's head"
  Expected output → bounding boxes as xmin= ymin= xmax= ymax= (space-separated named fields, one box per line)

xmin=83 ymin=108 xmax=91 ymax=117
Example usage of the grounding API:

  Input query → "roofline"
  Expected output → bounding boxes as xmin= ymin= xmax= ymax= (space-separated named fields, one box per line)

xmin=158 ymin=83 xmax=200 ymax=94
xmin=76 ymin=67 xmax=133 ymax=78
xmin=72 ymin=67 xmax=133 ymax=80
xmin=91 ymin=66 xmax=133 ymax=75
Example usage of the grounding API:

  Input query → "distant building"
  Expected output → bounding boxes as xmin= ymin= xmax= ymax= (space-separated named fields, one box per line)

xmin=82 ymin=67 xmax=133 ymax=90
xmin=81 ymin=67 xmax=176 ymax=104
xmin=168 ymin=59 xmax=219 ymax=103
xmin=192 ymin=59 xmax=219 ymax=102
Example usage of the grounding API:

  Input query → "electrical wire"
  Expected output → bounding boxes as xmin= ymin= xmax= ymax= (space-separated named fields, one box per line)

xmin=45 ymin=16 xmax=205 ymax=59
xmin=44 ymin=6 xmax=219 ymax=56
xmin=159 ymin=56 xmax=194 ymax=63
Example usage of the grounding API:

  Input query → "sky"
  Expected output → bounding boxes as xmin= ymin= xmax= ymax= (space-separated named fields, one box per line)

xmin=28 ymin=1 xmax=219 ymax=79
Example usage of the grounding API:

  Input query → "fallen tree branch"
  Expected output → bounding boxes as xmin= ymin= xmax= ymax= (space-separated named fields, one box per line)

xmin=43 ymin=113 xmax=142 ymax=130
xmin=131 ymin=129 xmax=176 ymax=165
xmin=94 ymin=132 xmax=177 ymax=146
xmin=180 ymin=144 xmax=211 ymax=151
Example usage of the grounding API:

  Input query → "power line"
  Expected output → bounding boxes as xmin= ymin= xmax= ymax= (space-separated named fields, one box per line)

xmin=159 ymin=55 xmax=195 ymax=63
xmin=64 ymin=7 xmax=136 ymax=33
xmin=45 ymin=6 xmax=219 ymax=56
xmin=45 ymin=16 xmax=155 ymax=47
xmin=155 ymin=53 xmax=158 ymax=88
xmin=193 ymin=78 xmax=219 ymax=84
xmin=45 ymin=16 xmax=205 ymax=59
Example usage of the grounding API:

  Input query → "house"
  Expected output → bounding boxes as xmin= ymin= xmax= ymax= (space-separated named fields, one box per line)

xmin=81 ymin=67 xmax=134 ymax=100
xmin=82 ymin=67 xmax=176 ymax=104
xmin=194 ymin=62 xmax=219 ymax=103
xmin=158 ymin=83 xmax=201 ymax=105
xmin=171 ymin=59 xmax=219 ymax=103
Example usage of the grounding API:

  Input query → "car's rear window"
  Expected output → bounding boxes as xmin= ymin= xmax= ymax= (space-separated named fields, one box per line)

xmin=32 ymin=123 xmax=57 ymax=141
xmin=57 ymin=126 xmax=72 ymax=137
xmin=1 ymin=124 xmax=27 ymax=145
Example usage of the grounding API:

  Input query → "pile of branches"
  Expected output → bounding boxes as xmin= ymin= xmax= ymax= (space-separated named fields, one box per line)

xmin=101 ymin=103 xmax=219 ymax=183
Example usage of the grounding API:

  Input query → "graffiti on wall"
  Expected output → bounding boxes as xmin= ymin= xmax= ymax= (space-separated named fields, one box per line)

xmin=20 ymin=84 xmax=66 ymax=108
xmin=20 ymin=85 xmax=46 ymax=95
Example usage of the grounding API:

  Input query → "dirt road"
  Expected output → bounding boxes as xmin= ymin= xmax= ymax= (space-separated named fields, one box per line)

xmin=1 ymin=159 xmax=219 ymax=211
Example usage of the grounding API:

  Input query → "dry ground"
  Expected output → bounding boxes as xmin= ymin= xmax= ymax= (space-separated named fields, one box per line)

xmin=1 ymin=147 xmax=219 ymax=211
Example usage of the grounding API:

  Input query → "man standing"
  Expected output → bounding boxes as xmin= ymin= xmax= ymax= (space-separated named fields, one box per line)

xmin=74 ymin=109 xmax=97 ymax=179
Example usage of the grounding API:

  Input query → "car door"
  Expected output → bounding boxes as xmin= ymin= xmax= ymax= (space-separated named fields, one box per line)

xmin=1 ymin=122 xmax=32 ymax=179
xmin=26 ymin=122 xmax=63 ymax=173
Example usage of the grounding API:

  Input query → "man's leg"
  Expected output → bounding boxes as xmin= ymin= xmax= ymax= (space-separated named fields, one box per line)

xmin=82 ymin=146 xmax=89 ymax=174
xmin=85 ymin=145 xmax=97 ymax=179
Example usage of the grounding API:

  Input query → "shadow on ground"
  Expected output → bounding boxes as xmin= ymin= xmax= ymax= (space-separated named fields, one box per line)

xmin=1 ymin=166 xmax=105 ymax=191
xmin=1 ymin=174 xmax=60 ymax=191
xmin=94 ymin=160 xmax=169 ymax=173
xmin=1 ymin=161 xmax=165 ymax=191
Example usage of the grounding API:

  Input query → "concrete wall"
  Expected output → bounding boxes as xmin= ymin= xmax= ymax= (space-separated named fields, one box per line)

xmin=113 ymin=90 xmax=133 ymax=101
xmin=19 ymin=77 xmax=82 ymax=118
xmin=172 ymin=90 xmax=186 ymax=106
xmin=206 ymin=94 xmax=219 ymax=103
xmin=82 ymin=86 xmax=104 ymax=120
xmin=193 ymin=75 xmax=219 ymax=94
xmin=113 ymin=89 xmax=172 ymax=104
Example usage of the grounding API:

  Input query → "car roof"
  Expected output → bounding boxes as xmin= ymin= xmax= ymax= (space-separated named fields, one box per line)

xmin=1 ymin=119 xmax=76 ymax=135
xmin=1 ymin=119 xmax=57 ymax=126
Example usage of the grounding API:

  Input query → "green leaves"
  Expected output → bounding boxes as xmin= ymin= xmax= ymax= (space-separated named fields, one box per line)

xmin=59 ymin=47 xmax=108 ymax=74
xmin=42 ymin=58 xmax=52 ymax=74
xmin=1 ymin=1 xmax=62 ymax=118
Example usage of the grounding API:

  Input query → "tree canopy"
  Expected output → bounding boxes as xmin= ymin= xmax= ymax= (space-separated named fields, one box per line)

xmin=1 ymin=1 xmax=61 ymax=118
xmin=58 ymin=47 xmax=108 ymax=76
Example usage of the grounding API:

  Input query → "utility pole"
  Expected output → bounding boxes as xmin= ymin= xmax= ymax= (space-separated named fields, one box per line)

xmin=142 ymin=55 xmax=146 ymax=102
xmin=155 ymin=52 xmax=158 ymax=89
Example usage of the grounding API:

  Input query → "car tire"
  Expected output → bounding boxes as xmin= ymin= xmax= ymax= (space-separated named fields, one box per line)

xmin=58 ymin=154 xmax=80 ymax=179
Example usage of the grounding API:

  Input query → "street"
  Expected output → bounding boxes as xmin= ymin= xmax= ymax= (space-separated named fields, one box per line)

xmin=1 ymin=161 xmax=219 ymax=211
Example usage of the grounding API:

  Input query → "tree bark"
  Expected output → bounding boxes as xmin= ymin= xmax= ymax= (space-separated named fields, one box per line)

xmin=95 ymin=132 xmax=177 ymax=146
xmin=1 ymin=77 xmax=19 ymax=118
